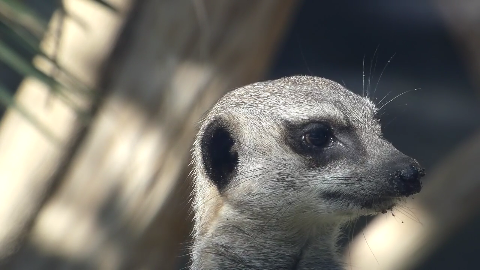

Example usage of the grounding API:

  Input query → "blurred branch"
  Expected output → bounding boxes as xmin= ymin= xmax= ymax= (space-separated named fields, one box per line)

xmin=0 ymin=18 xmax=95 ymax=96
xmin=0 ymin=82 xmax=60 ymax=144
xmin=0 ymin=40 xmax=90 ymax=119
xmin=435 ymin=0 xmax=480 ymax=95
xmin=0 ymin=0 xmax=132 ymax=264
xmin=0 ymin=0 xmax=116 ymax=131
xmin=3 ymin=0 xmax=300 ymax=269
xmin=91 ymin=0 xmax=119 ymax=13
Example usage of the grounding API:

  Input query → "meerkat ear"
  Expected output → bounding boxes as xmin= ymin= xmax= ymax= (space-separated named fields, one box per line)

xmin=200 ymin=118 xmax=238 ymax=191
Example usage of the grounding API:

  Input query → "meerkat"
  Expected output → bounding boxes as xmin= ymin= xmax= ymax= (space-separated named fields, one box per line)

xmin=191 ymin=76 xmax=424 ymax=269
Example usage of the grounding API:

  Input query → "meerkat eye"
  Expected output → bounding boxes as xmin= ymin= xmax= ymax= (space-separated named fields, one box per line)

xmin=302 ymin=123 xmax=333 ymax=148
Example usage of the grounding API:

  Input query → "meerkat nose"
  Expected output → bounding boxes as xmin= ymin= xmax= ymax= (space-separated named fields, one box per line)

xmin=396 ymin=162 xmax=424 ymax=196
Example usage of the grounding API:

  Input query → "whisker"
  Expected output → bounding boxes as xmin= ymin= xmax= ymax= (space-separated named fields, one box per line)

xmin=390 ymin=211 xmax=404 ymax=224
xmin=378 ymin=88 xmax=420 ymax=111
xmin=363 ymin=227 xmax=379 ymax=265
xmin=298 ymin=39 xmax=313 ymax=76
xmin=395 ymin=205 xmax=422 ymax=224
xmin=330 ymin=177 xmax=356 ymax=180
xmin=372 ymin=50 xmax=379 ymax=89
xmin=367 ymin=45 xmax=380 ymax=98
xmin=376 ymin=90 xmax=392 ymax=107
xmin=373 ymin=53 xmax=396 ymax=98
xmin=362 ymin=54 xmax=366 ymax=97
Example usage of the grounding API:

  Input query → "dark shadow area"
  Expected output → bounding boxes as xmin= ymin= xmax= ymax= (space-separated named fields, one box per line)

xmin=269 ymin=1 xmax=480 ymax=269
xmin=413 ymin=212 xmax=480 ymax=269
xmin=269 ymin=0 xmax=480 ymax=170
xmin=6 ymin=243 xmax=94 ymax=270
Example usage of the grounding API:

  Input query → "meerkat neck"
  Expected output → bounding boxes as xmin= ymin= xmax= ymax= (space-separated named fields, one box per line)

xmin=192 ymin=209 xmax=345 ymax=269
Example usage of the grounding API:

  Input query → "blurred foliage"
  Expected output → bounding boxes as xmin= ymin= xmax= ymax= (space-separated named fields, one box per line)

xmin=0 ymin=0 xmax=116 ymax=142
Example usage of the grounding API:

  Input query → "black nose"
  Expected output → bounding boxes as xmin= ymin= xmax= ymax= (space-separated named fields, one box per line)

xmin=396 ymin=163 xmax=424 ymax=196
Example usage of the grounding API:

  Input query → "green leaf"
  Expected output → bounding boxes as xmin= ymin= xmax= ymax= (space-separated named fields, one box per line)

xmin=0 ymin=0 xmax=48 ymax=38
xmin=0 ymin=25 xmax=96 ymax=98
xmin=0 ymin=40 xmax=56 ymax=89
xmin=0 ymin=40 xmax=93 ymax=114
xmin=0 ymin=21 xmax=41 ymax=57
xmin=0 ymin=0 xmax=105 ymax=139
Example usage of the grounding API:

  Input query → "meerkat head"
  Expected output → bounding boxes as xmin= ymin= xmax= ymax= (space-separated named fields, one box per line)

xmin=192 ymin=75 xmax=424 ymax=237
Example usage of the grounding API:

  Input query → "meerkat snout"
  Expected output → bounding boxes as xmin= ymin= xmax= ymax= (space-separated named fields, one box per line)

xmin=391 ymin=159 xmax=424 ymax=196
xmin=191 ymin=75 xmax=425 ymax=269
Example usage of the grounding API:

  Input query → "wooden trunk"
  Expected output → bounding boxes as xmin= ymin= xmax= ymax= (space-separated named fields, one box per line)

xmin=0 ymin=0 xmax=298 ymax=269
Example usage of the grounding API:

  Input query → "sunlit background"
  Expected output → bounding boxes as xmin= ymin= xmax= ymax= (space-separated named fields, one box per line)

xmin=0 ymin=0 xmax=479 ymax=269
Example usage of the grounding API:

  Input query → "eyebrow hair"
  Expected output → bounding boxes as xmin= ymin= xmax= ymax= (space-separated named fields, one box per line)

xmin=292 ymin=101 xmax=350 ymax=128
xmin=331 ymin=99 xmax=377 ymax=129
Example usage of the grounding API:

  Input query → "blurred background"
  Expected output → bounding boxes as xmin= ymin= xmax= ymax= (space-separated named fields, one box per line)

xmin=0 ymin=0 xmax=479 ymax=269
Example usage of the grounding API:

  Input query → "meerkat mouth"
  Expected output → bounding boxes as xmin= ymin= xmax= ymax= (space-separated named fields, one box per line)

xmin=319 ymin=164 xmax=423 ymax=213
xmin=321 ymin=191 xmax=399 ymax=213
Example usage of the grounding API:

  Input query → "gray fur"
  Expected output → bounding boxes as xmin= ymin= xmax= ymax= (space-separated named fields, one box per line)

xmin=191 ymin=76 xmax=423 ymax=269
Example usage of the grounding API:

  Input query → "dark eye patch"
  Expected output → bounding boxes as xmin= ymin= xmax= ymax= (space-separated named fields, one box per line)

xmin=284 ymin=121 xmax=339 ymax=165
xmin=302 ymin=123 xmax=334 ymax=149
